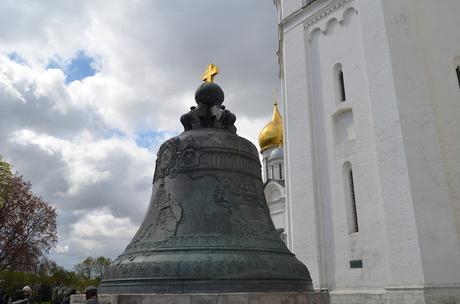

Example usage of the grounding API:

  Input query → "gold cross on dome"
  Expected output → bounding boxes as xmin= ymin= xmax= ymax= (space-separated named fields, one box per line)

xmin=202 ymin=63 xmax=219 ymax=83
xmin=272 ymin=90 xmax=278 ymax=105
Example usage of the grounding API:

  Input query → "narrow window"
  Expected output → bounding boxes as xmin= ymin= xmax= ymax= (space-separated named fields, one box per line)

xmin=265 ymin=158 xmax=269 ymax=181
xmin=271 ymin=165 xmax=275 ymax=180
xmin=338 ymin=69 xmax=346 ymax=102
xmin=456 ymin=65 xmax=460 ymax=88
xmin=334 ymin=63 xmax=346 ymax=102
xmin=343 ymin=162 xmax=358 ymax=233
xmin=348 ymin=168 xmax=359 ymax=232
xmin=279 ymin=163 xmax=283 ymax=180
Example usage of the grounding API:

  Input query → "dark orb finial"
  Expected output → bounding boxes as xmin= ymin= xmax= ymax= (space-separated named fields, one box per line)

xmin=180 ymin=81 xmax=236 ymax=133
xmin=195 ymin=82 xmax=224 ymax=106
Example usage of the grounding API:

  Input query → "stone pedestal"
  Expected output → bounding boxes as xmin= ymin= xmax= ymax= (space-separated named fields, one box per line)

xmin=98 ymin=291 xmax=329 ymax=304
xmin=328 ymin=287 xmax=460 ymax=304
xmin=69 ymin=294 xmax=86 ymax=304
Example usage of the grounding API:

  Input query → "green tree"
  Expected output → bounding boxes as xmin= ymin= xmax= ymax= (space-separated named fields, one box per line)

xmin=73 ymin=256 xmax=111 ymax=282
xmin=74 ymin=257 xmax=94 ymax=280
xmin=0 ymin=156 xmax=13 ymax=209
xmin=0 ymin=156 xmax=58 ymax=271
xmin=93 ymin=256 xmax=111 ymax=279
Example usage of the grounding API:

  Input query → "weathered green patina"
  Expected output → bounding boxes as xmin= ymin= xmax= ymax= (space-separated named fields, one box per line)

xmin=99 ymin=82 xmax=312 ymax=294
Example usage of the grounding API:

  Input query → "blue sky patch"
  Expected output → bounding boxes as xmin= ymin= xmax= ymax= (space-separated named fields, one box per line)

xmin=135 ymin=130 xmax=180 ymax=149
xmin=47 ymin=50 xmax=97 ymax=84
xmin=135 ymin=130 xmax=162 ymax=149
xmin=8 ymin=52 xmax=27 ymax=64
xmin=102 ymin=128 xmax=126 ymax=140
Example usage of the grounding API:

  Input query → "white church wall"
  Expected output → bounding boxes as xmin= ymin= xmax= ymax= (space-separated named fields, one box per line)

xmin=283 ymin=24 xmax=324 ymax=288
xmin=265 ymin=183 xmax=286 ymax=230
xmin=304 ymin=22 xmax=332 ymax=291
xmin=380 ymin=0 xmax=460 ymax=286
xmin=354 ymin=0 xmax=426 ymax=287
xmin=270 ymin=209 xmax=285 ymax=230
xmin=409 ymin=0 xmax=460 ymax=250
xmin=261 ymin=148 xmax=272 ymax=182
xmin=262 ymin=147 xmax=284 ymax=181
xmin=305 ymin=2 xmax=389 ymax=289
xmin=280 ymin=0 xmax=455 ymax=291
xmin=278 ymin=0 xmax=460 ymax=301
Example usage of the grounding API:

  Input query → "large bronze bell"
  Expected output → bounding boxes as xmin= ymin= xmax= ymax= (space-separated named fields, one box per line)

xmin=99 ymin=81 xmax=312 ymax=294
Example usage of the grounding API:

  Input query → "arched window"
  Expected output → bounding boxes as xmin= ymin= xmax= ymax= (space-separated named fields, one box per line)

xmin=343 ymin=162 xmax=358 ymax=233
xmin=265 ymin=158 xmax=269 ymax=181
xmin=348 ymin=168 xmax=358 ymax=232
xmin=456 ymin=65 xmax=460 ymax=88
xmin=334 ymin=63 xmax=346 ymax=102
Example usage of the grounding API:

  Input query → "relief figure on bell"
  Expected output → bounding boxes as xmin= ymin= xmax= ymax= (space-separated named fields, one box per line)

xmin=136 ymin=182 xmax=183 ymax=243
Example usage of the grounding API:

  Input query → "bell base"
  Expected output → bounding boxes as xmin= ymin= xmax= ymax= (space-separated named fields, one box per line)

xmin=98 ymin=291 xmax=329 ymax=304
xmin=99 ymin=278 xmax=312 ymax=294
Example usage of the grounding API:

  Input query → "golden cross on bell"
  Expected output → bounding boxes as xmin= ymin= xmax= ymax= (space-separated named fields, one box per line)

xmin=202 ymin=63 xmax=219 ymax=83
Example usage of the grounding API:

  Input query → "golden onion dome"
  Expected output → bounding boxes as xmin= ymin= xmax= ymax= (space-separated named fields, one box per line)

xmin=258 ymin=102 xmax=283 ymax=152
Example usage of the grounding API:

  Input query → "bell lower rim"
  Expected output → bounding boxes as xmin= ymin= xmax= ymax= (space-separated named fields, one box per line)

xmin=102 ymin=250 xmax=311 ymax=283
xmin=99 ymin=278 xmax=313 ymax=294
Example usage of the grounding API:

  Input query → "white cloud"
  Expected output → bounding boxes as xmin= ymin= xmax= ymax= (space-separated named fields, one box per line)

xmin=236 ymin=116 xmax=270 ymax=151
xmin=51 ymin=209 xmax=138 ymax=263
xmin=72 ymin=208 xmax=137 ymax=240
xmin=0 ymin=0 xmax=279 ymax=268
xmin=54 ymin=244 xmax=70 ymax=254
xmin=10 ymin=128 xmax=153 ymax=201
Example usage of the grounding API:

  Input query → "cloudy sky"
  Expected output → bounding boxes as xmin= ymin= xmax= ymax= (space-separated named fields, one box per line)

xmin=0 ymin=0 xmax=280 ymax=268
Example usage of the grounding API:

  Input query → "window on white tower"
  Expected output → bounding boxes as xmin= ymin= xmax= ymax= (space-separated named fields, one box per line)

xmin=334 ymin=63 xmax=346 ymax=102
xmin=456 ymin=65 xmax=460 ymax=88
xmin=343 ymin=162 xmax=359 ymax=234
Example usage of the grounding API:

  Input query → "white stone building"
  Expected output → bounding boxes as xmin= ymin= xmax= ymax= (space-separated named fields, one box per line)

xmin=274 ymin=0 xmax=460 ymax=303
xmin=258 ymin=103 xmax=287 ymax=240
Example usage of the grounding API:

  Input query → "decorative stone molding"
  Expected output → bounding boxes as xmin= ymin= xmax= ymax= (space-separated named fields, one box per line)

xmin=304 ymin=0 xmax=353 ymax=30
xmin=306 ymin=6 xmax=357 ymax=40
xmin=302 ymin=0 xmax=319 ymax=7
xmin=280 ymin=0 xmax=355 ymax=35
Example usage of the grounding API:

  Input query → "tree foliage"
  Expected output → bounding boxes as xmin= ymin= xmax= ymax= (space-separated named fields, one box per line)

xmin=93 ymin=256 xmax=111 ymax=279
xmin=74 ymin=257 xmax=94 ymax=280
xmin=0 ymin=156 xmax=113 ymax=299
xmin=0 ymin=260 xmax=94 ymax=302
xmin=0 ymin=257 xmax=103 ymax=301
xmin=0 ymin=156 xmax=58 ymax=272
xmin=74 ymin=256 xmax=111 ymax=280
xmin=0 ymin=156 xmax=13 ymax=209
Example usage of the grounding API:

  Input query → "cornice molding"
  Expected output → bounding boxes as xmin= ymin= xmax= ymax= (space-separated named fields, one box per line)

xmin=304 ymin=0 xmax=352 ymax=30
xmin=280 ymin=0 xmax=353 ymax=33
